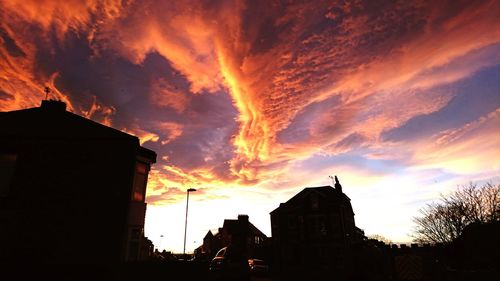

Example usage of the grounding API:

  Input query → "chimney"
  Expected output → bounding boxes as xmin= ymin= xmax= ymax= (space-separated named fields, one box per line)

xmin=237 ymin=214 xmax=249 ymax=222
xmin=41 ymin=100 xmax=66 ymax=112
xmin=334 ymin=175 xmax=343 ymax=192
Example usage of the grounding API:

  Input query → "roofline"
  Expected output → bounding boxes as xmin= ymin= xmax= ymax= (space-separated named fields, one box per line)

xmin=2 ymin=104 xmax=141 ymax=143
xmin=138 ymin=146 xmax=157 ymax=163
xmin=270 ymin=185 xmax=351 ymax=214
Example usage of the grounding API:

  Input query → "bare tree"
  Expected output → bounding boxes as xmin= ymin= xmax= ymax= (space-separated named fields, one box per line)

xmin=412 ymin=182 xmax=499 ymax=244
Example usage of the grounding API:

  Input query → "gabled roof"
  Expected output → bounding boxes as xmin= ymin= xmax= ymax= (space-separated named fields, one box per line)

xmin=1 ymin=100 xmax=137 ymax=141
xmin=1 ymin=100 xmax=156 ymax=162
xmin=220 ymin=216 xmax=267 ymax=238
xmin=248 ymin=222 xmax=267 ymax=238
xmin=270 ymin=185 xmax=351 ymax=214
xmin=204 ymin=230 xmax=214 ymax=239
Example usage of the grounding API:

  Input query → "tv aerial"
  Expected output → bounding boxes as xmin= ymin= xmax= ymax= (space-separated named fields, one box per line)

xmin=44 ymin=86 xmax=51 ymax=100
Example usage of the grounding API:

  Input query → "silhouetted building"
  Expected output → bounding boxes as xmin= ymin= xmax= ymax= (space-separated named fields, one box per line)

xmin=450 ymin=221 xmax=500 ymax=275
xmin=194 ymin=230 xmax=217 ymax=260
xmin=0 ymin=100 xmax=156 ymax=264
xmin=270 ymin=177 xmax=363 ymax=278
xmin=195 ymin=215 xmax=269 ymax=261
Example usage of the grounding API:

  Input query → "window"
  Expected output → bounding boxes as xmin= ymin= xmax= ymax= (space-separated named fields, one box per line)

xmin=0 ymin=154 xmax=17 ymax=197
xmin=131 ymin=228 xmax=142 ymax=240
xmin=308 ymin=215 xmax=327 ymax=238
xmin=310 ymin=194 xmax=319 ymax=209
xmin=132 ymin=162 xmax=148 ymax=201
xmin=126 ymin=227 xmax=143 ymax=261
xmin=288 ymin=215 xmax=297 ymax=229
xmin=254 ymin=236 xmax=262 ymax=244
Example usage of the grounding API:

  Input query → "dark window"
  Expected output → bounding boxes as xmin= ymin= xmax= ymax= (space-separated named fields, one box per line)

xmin=131 ymin=228 xmax=142 ymax=240
xmin=310 ymin=194 xmax=319 ymax=209
xmin=0 ymin=154 xmax=17 ymax=197
xmin=288 ymin=215 xmax=297 ymax=229
xmin=129 ymin=241 xmax=139 ymax=260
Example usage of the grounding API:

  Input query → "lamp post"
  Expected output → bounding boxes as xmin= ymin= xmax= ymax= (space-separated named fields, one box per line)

xmin=159 ymin=234 xmax=164 ymax=251
xmin=183 ymin=188 xmax=197 ymax=255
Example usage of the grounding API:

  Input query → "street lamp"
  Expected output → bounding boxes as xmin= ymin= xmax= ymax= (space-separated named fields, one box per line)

xmin=158 ymin=234 xmax=164 ymax=251
xmin=183 ymin=188 xmax=197 ymax=255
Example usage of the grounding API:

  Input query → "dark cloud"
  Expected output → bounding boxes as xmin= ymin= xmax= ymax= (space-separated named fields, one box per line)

xmin=0 ymin=90 xmax=14 ymax=102
xmin=0 ymin=28 xmax=26 ymax=57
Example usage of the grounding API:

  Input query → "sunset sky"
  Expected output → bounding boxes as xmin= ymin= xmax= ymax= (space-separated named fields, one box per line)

xmin=1 ymin=0 xmax=499 ymax=253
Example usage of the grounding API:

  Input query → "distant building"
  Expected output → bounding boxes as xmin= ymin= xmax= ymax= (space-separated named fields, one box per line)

xmin=0 ymin=100 xmax=156 ymax=264
xmin=270 ymin=177 xmax=364 ymax=277
xmin=195 ymin=215 xmax=269 ymax=261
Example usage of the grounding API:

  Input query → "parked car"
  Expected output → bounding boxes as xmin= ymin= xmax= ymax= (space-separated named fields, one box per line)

xmin=248 ymin=258 xmax=269 ymax=275
xmin=209 ymin=246 xmax=250 ymax=280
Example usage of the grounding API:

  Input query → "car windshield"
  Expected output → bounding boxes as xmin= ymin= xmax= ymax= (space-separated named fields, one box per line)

xmin=215 ymin=248 xmax=226 ymax=257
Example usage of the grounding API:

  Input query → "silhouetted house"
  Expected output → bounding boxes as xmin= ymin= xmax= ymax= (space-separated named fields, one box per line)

xmin=0 ymin=100 xmax=156 ymax=264
xmin=196 ymin=215 xmax=269 ymax=260
xmin=194 ymin=230 xmax=217 ymax=260
xmin=270 ymin=177 xmax=362 ymax=278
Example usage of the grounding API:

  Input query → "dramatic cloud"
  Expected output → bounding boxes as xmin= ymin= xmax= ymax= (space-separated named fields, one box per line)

xmin=2 ymin=0 xmax=499 ymax=251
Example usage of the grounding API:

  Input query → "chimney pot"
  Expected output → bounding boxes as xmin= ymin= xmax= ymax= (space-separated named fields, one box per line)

xmin=41 ymin=100 xmax=66 ymax=112
xmin=238 ymin=214 xmax=249 ymax=222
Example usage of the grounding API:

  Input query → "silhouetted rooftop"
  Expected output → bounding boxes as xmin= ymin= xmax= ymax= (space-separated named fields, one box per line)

xmin=204 ymin=230 xmax=214 ymax=239
xmin=270 ymin=185 xmax=351 ymax=214
xmin=1 ymin=100 xmax=134 ymax=140
xmin=1 ymin=100 xmax=156 ymax=160
xmin=221 ymin=215 xmax=267 ymax=238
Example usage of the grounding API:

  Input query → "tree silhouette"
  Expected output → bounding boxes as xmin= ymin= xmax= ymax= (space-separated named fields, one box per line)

xmin=412 ymin=182 xmax=499 ymax=243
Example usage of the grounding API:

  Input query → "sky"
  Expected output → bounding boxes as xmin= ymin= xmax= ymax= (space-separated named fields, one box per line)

xmin=1 ymin=0 xmax=499 ymax=253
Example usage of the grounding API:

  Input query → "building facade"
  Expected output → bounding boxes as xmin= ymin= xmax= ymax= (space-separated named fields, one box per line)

xmin=270 ymin=177 xmax=363 ymax=277
xmin=0 ymin=100 xmax=156 ymax=264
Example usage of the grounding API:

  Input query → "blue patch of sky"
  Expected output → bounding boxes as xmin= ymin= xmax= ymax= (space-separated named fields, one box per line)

xmin=295 ymin=150 xmax=406 ymax=177
xmin=382 ymin=65 xmax=500 ymax=142
xmin=413 ymin=168 xmax=459 ymax=187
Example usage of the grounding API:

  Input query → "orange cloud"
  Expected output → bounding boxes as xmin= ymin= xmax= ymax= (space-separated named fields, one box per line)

xmin=155 ymin=121 xmax=183 ymax=145
xmin=218 ymin=0 xmax=500 ymax=184
xmin=92 ymin=1 xmax=237 ymax=94
xmin=150 ymin=77 xmax=189 ymax=113
xmin=80 ymin=95 xmax=116 ymax=127
xmin=1 ymin=0 xmax=499 ymax=192
xmin=122 ymin=123 xmax=159 ymax=145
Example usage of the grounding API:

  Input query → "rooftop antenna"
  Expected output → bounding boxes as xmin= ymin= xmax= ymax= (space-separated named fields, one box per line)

xmin=44 ymin=86 xmax=51 ymax=100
